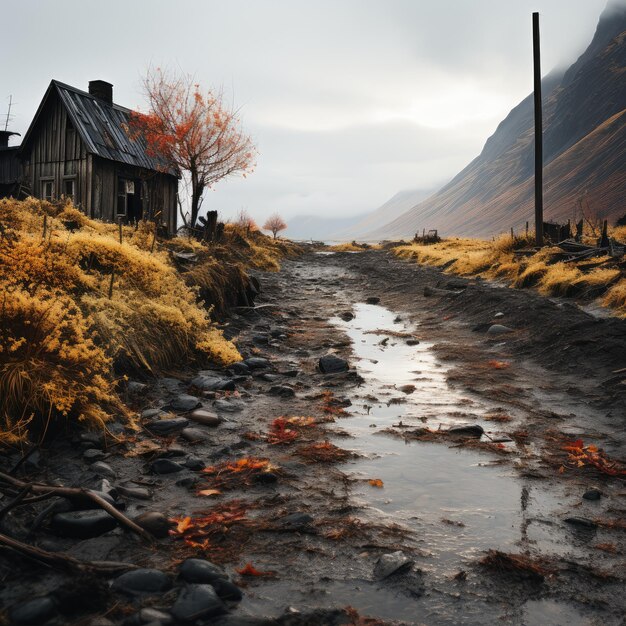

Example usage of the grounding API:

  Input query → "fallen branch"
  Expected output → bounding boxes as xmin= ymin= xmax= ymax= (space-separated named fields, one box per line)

xmin=0 ymin=532 xmax=138 ymax=575
xmin=0 ymin=485 xmax=31 ymax=521
xmin=0 ymin=471 xmax=154 ymax=543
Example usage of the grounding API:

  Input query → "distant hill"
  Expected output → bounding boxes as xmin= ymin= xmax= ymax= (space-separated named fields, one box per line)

xmin=284 ymin=213 xmax=367 ymax=241
xmin=365 ymin=1 xmax=626 ymax=240
xmin=334 ymin=188 xmax=434 ymax=240
xmin=284 ymin=187 xmax=433 ymax=241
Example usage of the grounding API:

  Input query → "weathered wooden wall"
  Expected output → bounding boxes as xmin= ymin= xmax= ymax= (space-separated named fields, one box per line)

xmin=23 ymin=92 xmax=91 ymax=209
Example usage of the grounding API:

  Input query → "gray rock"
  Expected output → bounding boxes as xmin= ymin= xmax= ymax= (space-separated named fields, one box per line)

xmin=79 ymin=431 xmax=103 ymax=447
xmin=176 ymin=476 xmax=198 ymax=488
xmin=90 ymin=461 xmax=116 ymax=478
xmin=494 ymin=312 xmax=505 ymax=318
xmin=141 ymin=408 xmax=166 ymax=419
xmin=188 ymin=409 xmax=222 ymax=427
xmin=339 ymin=311 xmax=354 ymax=321
xmin=179 ymin=558 xmax=228 ymax=584
xmin=366 ymin=296 xmax=380 ymax=304
xmin=134 ymin=512 xmax=173 ymax=538
xmin=583 ymin=487 xmax=602 ymax=501
xmin=117 ymin=485 xmax=152 ymax=500
xmin=277 ymin=512 xmax=314 ymax=531
xmin=229 ymin=362 xmax=250 ymax=375
xmin=151 ymin=458 xmax=185 ymax=474
xmin=171 ymin=584 xmax=226 ymax=622
xmin=127 ymin=381 xmax=148 ymax=394
xmin=139 ymin=608 xmax=173 ymax=624
xmin=169 ymin=394 xmax=201 ymax=412
xmin=564 ymin=516 xmax=598 ymax=529
xmin=319 ymin=354 xmax=349 ymax=374
xmin=158 ymin=377 xmax=184 ymax=393
xmin=214 ymin=399 xmax=245 ymax=413
xmin=212 ymin=579 xmax=243 ymax=602
xmin=51 ymin=510 xmax=117 ymax=539
xmin=112 ymin=568 xmax=172 ymax=595
xmin=448 ymin=424 xmax=484 ymax=438
xmin=374 ymin=551 xmax=414 ymax=579
xmin=268 ymin=385 xmax=295 ymax=398
xmin=10 ymin=597 xmax=56 ymax=625
xmin=405 ymin=339 xmax=420 ymax=346
xmin=191 ymin=375 xmax=235 ymax=392
xmin=147 ymin=417 xmax=189 ymax=435
xmin=180 ymin=427 xmax=208 ymax=442
xmin=242 ymin=357 xmax=270 ymax=370
xmin=184 ymin=456 xmax=206 ymax=471
xmin=487 ymin=324 xmax=514 ymax=336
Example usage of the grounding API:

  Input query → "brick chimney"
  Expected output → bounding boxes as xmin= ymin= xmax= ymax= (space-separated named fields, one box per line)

xmin=88 ymin=80 xmax=113 ymax=105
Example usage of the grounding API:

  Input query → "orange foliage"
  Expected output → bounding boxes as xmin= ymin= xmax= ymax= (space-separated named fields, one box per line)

xmin=296 ymin=440 xmax=353 ymax=463
xmin=262 ymin=213 xmax=287 ymax=239
xmin=368 ymin=479 xmax=384 ymax=488
xmin=488 ymin=360 xmax=511 ymax=370
xmin=320 ymin=391 xmax=350 ymax=417
xmin=201 ymin=457 xmax=277 ymax=490
xmin=128 ymin=68 xmax=257 ymax=228
xmin=561 ymin=439 xmax=626 ymax=476
xmin=266 ymin=416 xmax=316 ymax=445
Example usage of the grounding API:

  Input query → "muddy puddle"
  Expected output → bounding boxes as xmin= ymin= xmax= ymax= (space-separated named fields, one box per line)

xmin=316 ymin=303 xmax=610 ymax=624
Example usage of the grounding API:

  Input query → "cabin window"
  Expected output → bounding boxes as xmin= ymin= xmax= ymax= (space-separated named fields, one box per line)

xmin=117 ymin=177 xmax=127 ymax=216
xmin=41 ymin=180 xmax=54 ymax=201
xmin=63 ymin=178 xmax=75 ymax=200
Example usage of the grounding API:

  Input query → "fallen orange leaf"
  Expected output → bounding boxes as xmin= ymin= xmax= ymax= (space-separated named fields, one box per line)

xmin=197 ymin=489 xmax=222 ymax=497
xmin=368 ymin=478 xmax=384 ymax=488
xmin=236 ymin=563 xmax=275 ymax=577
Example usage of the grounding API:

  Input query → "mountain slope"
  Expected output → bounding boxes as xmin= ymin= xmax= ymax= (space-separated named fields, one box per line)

xmin=367 ymin=1 xmax=626 ymax=240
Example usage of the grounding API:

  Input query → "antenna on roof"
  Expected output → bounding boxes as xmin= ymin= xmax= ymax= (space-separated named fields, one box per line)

xmin=4 ymin=95 xmax=14 ymax=132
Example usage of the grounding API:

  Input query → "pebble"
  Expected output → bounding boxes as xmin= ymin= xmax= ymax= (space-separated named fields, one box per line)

xmin=179 ymin=558 xmax=228 ymax=584
xmin=117 ymin=485 xmax=152 ymax=500
xmin=214 ymin=399 xmax=245 ymax=413
xmin=10 ymin=597 xmax=56 ymax=625
xmin=141 ymin=408 xmax=166 ymax=419
xmin=583 ymin=487 xmax=602 ymax=501
xmin=51 ymin=510 xmax=117 ymax=539
xmin=139 ymin=608 xmax=173 ymax=624
xmin=448 ymin=424 xmax=484 ymax=437
xmin=494 ymin=312 xmax=505 ymax=318
xmin=188 ymin=409 xmax=222 ymax=427
xmin=127 ymin=381 xmax=148 ymax=394
xmin=151 ymin=458 xmax=185 ymax=474
xmin=191 ymin=375 xmax=235 ymax=391
xmin=212 ymin=579 xmax=243 ymax=602
xmin=252 ymin=471 xmax=278 ymax=485
xmin=180 ymin=427 xmax=208 ymax=442
xmin=319 ymin=354 xmax=349 ymax=374
xmin=79 ymin=432 xmax=103 ymax=447
xmin=339 ymin=311 xmax=354 ymax=321
xmin=229 ymin=362 xmax=250 ymax=375
xmin=169 ymin=394 xmax=201 ymax=412
xmin=405 ymin=339 xmax=420 ymax=346
xmin=90 ymin=461 xmax=116 ymax=478
xmin=147 ymin=417 xmax=190 ymax=435
xmin=176 ymin=476 xmax=198 ymax=488
xmin=564 ymin=516 xmax=598 ymax=529
xmin=112 ymin=568 xmax=172 ymax=595
xmin=242 ymin=357 xmax=270 ymax=370
xmin=171 ymin=584 xmax=226 ymax=622
xmin=486 ymin=324 xmax=513 ymax=336
xmin=374 ymin=551 xmax=414 ymax=579
xmin=184 ymin=456 xmax=206 ymax=471
xmin=134 ymin=512 xmax=173 ymax=538
xmin=268 ymin=385 xmax=295 ymax=398
xmin=277 ymin=512 xmax=314 ymax=531
xmin=366 ymin=296 xmax=380 ymax=304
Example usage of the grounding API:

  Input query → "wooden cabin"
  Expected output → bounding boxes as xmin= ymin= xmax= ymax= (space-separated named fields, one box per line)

xmin=18 ymin=80 xmax=179 ymax=233
xmin=0 ymin=131 xmax=22 ymax=198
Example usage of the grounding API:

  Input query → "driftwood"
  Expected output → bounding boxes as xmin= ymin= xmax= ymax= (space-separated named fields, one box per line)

xmin=0 ymin=471 xmax=154 ymax=543
xmin=0 ymin=532 xmax=138 ymax=575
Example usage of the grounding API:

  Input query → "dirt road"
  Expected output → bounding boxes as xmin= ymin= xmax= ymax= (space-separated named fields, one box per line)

xmin=2 ymin=249 xmax=625 ymax=626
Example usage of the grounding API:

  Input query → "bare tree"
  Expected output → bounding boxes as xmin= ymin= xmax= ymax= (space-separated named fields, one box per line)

xmin=263 ymin=213 xmax=287 ymax=239
xmin=235 ymin=209 xmax=258 ymax=237
xmin=127 ymin=68 xmax=257 ymax=230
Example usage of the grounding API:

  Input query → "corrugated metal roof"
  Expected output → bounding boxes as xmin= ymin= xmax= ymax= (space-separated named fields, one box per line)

xmin=53 ymin=81 xmax=177 ymax=176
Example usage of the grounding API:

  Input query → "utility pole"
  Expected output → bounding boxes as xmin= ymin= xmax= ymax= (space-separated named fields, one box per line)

xmin=533 ymin=12 xmax=543 ymax=246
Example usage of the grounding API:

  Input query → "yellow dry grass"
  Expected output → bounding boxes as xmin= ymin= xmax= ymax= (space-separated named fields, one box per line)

xmin=1 ymin=198 xmax=296 ymax=443
xmin=394 ymin=232 xmax=626 ymax=316
xmin=327 ymin=242 xmax=382 ymax=252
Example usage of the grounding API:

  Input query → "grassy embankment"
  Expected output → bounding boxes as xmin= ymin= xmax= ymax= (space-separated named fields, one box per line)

xmin=393 ymin=228 xmax=626 ymax=316
xmin=0 ymin=198 xmax=299 ymax=445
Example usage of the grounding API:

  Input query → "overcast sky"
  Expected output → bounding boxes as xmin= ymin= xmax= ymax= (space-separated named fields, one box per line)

xmin=1 ymin=0 xmax=610 ymax=222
